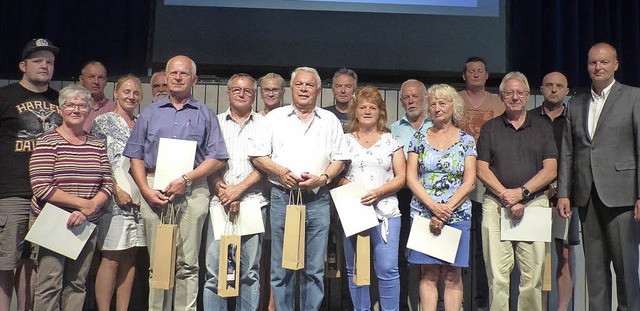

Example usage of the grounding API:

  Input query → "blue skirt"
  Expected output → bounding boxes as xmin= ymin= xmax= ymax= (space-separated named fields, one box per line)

xmin=407 ymin=218 xmax=471 ymax=267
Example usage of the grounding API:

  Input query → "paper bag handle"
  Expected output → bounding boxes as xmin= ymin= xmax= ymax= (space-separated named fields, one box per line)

xmin=160 ymin=202 xmax=176 ymax=225
xmin=288 ymin=189 xmax=303 ymax=206
xmin=223 ymin=210 xmax=239 ymax=235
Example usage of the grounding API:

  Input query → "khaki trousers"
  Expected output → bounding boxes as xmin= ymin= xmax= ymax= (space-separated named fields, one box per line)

xmin=482 ymin=194 xmax=547 ymax=311
xmin=33 ymin=230 xmax=97 ymax=311
xmin=141 ymin=175 xmax=210 ymax=311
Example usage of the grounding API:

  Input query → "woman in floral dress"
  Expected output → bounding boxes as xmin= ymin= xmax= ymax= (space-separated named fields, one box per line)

xmin=406 ymin=84 xmax=477 ymax=311
xmin=92 ymin=75 xmax=145 ymax=311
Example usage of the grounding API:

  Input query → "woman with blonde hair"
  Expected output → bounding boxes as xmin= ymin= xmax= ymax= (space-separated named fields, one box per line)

xmin=406 ymin=84 xmax=477 ymax=311
xmin=92 ymin=75 xmax=146 ymax=311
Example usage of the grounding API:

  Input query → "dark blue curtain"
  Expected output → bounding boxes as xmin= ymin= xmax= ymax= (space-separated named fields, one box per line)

xmin=0 ymin=0 xmax=151 ymax=80
xmin=2 ymin=0 xmax=640 ymax=87
xmin=510 ymin=0 xmax=640 ymax=89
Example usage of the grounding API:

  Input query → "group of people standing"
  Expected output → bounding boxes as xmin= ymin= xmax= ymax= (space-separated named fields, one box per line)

xmin=0 ymin=38 xmax=639 ymax=311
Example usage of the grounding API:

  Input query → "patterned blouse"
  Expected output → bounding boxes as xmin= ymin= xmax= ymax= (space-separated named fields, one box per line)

xmin=407 ymin=129 xmax=476 ymax=223
xmin=344 ymin=132 xmax=403 ymax=220
xmin=91 ymin=112 xmax=136 ymax=216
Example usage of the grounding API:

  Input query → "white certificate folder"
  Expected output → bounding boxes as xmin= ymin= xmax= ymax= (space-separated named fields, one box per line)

xmin=406 ymin=216 xmax=462 ymax=264
xmin=153 ymin=138 xmax=197 ymax=190
xmin=329 ymin=181 xmax=380 ymax=237
xmin=25 ymin=203 xmax=96 ymax=260
xmin=500 ymin=207 xmax=552 ymax=242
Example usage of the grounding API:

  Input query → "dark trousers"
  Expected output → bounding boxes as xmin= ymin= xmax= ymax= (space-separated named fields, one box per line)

xmin=580 ymin=186 xmax=640 ymax=311
xmin=471 ymin=200 xmax=489 ymax=308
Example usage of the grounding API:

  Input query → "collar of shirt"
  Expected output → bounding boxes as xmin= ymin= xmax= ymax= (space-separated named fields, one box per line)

xmin=157 ymin=97 xmax=199 ymax=111
xmin=93 ymin=97 xmax=112 ymax=110
xmin=538 ymin=102 xmax=567 ymax=119
xmin=590 ymin=79 xmax=615 ymax=101
xmin=399 ymin=114 xmax=432 ymax=130
xmin=221 ymin=108 xmax=256 ymax=126
xmin=500 ymin=111 xmax=533 ymax=129
xmin=284 ymin=104 xmax=321 ymax=119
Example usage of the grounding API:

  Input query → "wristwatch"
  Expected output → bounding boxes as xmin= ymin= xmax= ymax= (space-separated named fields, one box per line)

xmin=320 ymin=173 xmax=331 ymax=185
xmin=182 ymin=174 xmax=192 ymax=187
xmin=521 ymin=186 xmax=531 ymax=199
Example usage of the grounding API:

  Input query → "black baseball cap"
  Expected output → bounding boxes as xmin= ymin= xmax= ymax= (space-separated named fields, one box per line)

xmin=21 ymin=38 xmax=59 ymax=60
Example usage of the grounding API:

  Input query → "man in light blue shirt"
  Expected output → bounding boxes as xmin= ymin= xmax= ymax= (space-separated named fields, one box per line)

xmin=390 ymin=79 xmax=432 ymax=156
xmin=389 ymin=79 xmax=431 ymax=310
xmin=124 ymin=55 xmax=228 ymax=311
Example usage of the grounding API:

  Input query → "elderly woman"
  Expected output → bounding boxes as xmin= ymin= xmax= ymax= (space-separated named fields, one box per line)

xmin=29 ymin=84 xmax=113 ymax=310
xmin=92 ymin=75 xmax=145 ymax=311
xmin=339 ymin=85 xmax=406 ymax=310
xmin=406 ymin=84 xmax=476 ymax=311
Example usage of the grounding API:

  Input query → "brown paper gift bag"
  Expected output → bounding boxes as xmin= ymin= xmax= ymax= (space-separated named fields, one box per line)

xmin=151 ymin=203 xmax=178 ymax=290
xmin=282 ymin=189 xmax=306 ymax=270
xmin=542 ymin=242 xmax=552 ymax=291
xmin=218 ymin=212 xmax=241 ymax=297
xmin=353 ymin=230 xmax=371 ymax=286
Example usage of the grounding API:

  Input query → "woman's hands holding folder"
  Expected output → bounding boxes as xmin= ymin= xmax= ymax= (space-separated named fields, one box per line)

xmin=67 ymin=210 xmax=88 ymax=228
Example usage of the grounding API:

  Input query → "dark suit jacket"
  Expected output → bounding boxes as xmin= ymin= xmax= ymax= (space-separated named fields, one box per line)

xmin=558 ymin=81 xmax=640 ymax=208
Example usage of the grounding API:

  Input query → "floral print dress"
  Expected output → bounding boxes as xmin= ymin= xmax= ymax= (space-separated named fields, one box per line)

xmin=407 ymin=129 xmax=476 ymax=224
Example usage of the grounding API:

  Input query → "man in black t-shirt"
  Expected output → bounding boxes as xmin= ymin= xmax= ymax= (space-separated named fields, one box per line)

xmin=529 ymin=72 xmax=579 ymax=311
xmin=0 ymin=38 xmax=61 ymax=311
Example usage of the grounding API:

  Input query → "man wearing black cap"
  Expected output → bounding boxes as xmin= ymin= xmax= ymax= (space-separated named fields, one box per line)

xmin=0 ymin=38 xmax=62 ymax=311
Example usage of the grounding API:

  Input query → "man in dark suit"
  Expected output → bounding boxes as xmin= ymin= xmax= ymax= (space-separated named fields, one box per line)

xmin=557 ymin=42 xmax=640 ymax=310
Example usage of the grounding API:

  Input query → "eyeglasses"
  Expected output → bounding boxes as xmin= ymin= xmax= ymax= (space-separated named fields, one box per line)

xmin=61 ymin=103 xmax=90 ymax=112
xmin=229 ymin=87 xmax=255 ymax=96
xmin=261 ymin=88 xmax=282 ymax=94
xmin=502 ymin=90 xmax=529 ymax=98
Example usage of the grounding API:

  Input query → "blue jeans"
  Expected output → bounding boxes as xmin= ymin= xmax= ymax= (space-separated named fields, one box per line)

xmin=270 ymin=186 xmax=330 ymax=311
xmin=203 ymin=206 xmax=266 ymax=311
xmin=343 ymin=217 xmax=400 ymax=311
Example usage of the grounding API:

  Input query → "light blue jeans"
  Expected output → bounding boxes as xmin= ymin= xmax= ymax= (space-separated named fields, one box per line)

xmin=203 ymin=205 xmax=266 ymax=310
xmin=343 ymin=216 xmax=401 ymax=311
xmin=270 ymin=186 xmax=331 ymax=311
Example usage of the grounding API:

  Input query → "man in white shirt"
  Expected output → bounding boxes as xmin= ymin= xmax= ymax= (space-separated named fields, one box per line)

xmin=251 ymin=67 xmax=347 ymax=311
xmin=203 ymin=73 xmax=268 ymax=310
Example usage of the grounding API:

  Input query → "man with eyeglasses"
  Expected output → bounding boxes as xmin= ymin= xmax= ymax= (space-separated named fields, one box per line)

xmin=557 ymin=42 xmax=640 ymax=310
xmin=529 ymin=72 xmax=577 ymax=311
xmin=251 ymin=67 xmax=347 ymax=311
xmin=123 ymin=55 xmax=228 ymax=311
xmin=258 ymin=73 xmax=285 ymax=116
xmin=476 ymin=71 xmax=557 ymax=311
xmin=0 ymin=38 xmax=62 ymax=311
xmin=79 ymin=60 xmax=115 ymax=133
xmin=326 ymin=68 xmax=357 ymax=132
xmin=456 ymin=56 xmax=504 ymax=310
xmin=203 ymin=73 xmax=268 ymax=310
xmin=256 ymin=72 xmax=284 ymax=311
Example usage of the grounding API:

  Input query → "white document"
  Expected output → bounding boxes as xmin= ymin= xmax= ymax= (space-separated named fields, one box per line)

xmin=329 ymin=181 xmax=380 ymax=237
xmin=282 ymin=146 xmax=330 ymax=178
xmin=25 ymin=203 xmax=97 ymax=260
xmin=552 ymin=207 xmax=570 ymax=241
xmin=113 ymin=156 xmax=141 ymax=204
xmin=500 ymin=207 xmax=552 ymax=242
xmin=210 ymin=200 xmax=265 ymax=240
xmin=153 ymin=138 xmax=197 ymax=190
xmin=406 ymin=216 xmax=462 ymax=264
